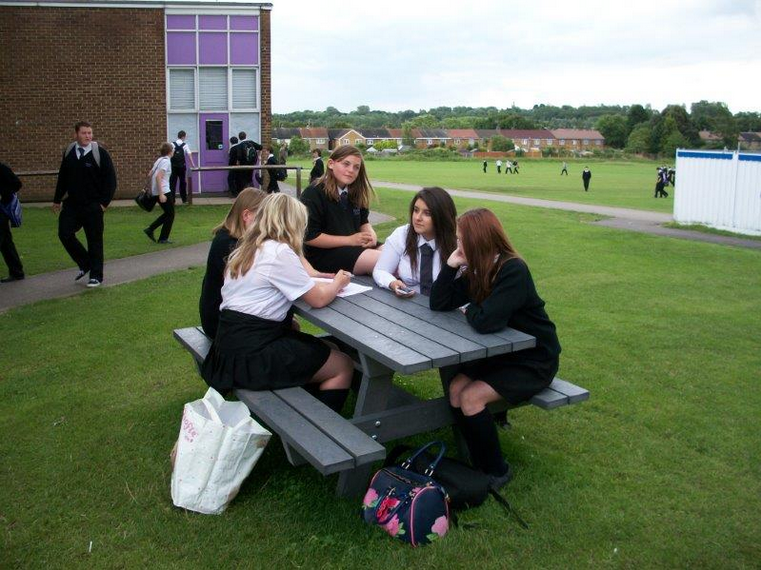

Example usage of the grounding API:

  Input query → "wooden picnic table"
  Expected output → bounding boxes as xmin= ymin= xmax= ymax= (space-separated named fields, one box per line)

xmin=291 ymin=275 xmax=538 ymax=496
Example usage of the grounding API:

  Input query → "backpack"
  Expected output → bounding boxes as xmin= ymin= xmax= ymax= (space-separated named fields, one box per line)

xmin=239 ymin=141 xmax=259 ymax=165
xmin=274 ymin=159 xmax=287 ymax=181
xmin=384 ymin=444 xmax=528 ymax=528
xmin=171 ymin=142 xmax=186 ymax=168
xmin=64 ymin=142 xmax=101 ymax=166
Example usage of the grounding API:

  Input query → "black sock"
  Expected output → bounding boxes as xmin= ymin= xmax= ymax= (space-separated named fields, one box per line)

xmin=315 ymin=389 xmax=349 ymax=413
xmin=459 ymin=409 xmax=508 ymax=476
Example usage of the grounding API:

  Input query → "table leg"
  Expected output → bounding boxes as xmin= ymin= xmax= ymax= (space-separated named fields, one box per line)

xmin=336 ymin=353 xmax=394 ymax=497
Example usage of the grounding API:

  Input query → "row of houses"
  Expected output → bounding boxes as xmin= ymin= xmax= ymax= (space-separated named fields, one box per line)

xmin=699 ymin=131 xmax=761 ymax=150
xmin=273 ymin=127 xmax=605 ymax=152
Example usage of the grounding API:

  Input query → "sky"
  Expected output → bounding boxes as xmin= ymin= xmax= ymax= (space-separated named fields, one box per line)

xmin=269 ymin=0 xmax=761 ymax=114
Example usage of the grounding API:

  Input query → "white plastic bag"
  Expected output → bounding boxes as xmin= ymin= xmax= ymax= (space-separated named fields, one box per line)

xmin=171 ymin=387 xmax=271 ymax=515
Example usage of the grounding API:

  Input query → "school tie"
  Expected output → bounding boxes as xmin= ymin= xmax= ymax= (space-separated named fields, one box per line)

xmin=78 ymin=147 xmax=85 ymax=159
xmin=419 ymin=243 xmax=434 ymax=296
xmin=339 ymin=190 xmax=349 ymax=211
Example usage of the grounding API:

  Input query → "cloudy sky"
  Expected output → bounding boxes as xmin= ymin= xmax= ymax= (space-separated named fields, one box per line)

xmin=270 ymin=0 xmax=761 ymax=114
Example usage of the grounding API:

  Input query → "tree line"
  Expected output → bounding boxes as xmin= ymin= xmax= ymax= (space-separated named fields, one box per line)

xmin=274 ymin=102 xmax=761 ymax=157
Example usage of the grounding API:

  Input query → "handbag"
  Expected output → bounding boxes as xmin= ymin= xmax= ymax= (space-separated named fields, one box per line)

xmin=0 ymin=194 xmax=22 ymax=227
xmin=170 ymin=387 xmax=272 ymax=515
xmin=384 ymin=444 xmax=528 ymax=528
xmin=135 ymin=162 xmax=160 ymax=212
xmin=361 ymin=441 xmax=450 ymax=546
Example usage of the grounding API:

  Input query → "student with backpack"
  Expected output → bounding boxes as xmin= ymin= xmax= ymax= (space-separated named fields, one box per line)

xmin=235 ymin=131 xmax=263 ymax=194
xmin=170 ymin=130 xmax=196 ymax=204
xmin=430 ymin=208 xmax=561 ymax=490
xmin=255 ymin=146 xmax=283 ymax=194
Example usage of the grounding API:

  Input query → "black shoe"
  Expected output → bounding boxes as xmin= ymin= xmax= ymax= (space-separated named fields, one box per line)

xmin=157 ymin=239 xmax=173 ymax=244
xmin=143 ymin=228 xmax=156 ymax=242
xmin=488 ymin=464 xmax=514 ymax=492
xmin=1 ymin=275 xmax=25 ymax=283
xmin=75 ymin=269 xmax=89 ymax=281
xmin=86 ymin=278 xmax=102 ymax=288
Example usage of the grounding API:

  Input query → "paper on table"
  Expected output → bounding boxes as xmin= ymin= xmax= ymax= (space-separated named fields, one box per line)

xmin=312 ymin=278 xmax=373 ymax=298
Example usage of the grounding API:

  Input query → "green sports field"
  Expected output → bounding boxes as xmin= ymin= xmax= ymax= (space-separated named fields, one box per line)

xmin=294 ymin=157 xmax=673 ymax=213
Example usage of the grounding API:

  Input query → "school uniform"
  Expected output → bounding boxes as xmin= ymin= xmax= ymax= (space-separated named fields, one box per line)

xmin=54 ymin=142 xmax=117 ymax=282
xmin=146 ymin=156 xmax=174 ymax=242
xmin=170 ymin=139 xmax=192 ymax=203
xmin=430 ymin=256 xmax=561 ymax=404
xmin=201 ymin=240 xmax=330 ymax=393
xmin=301 ymin=183 xmax=370 ymax=273
xmin=373 ymin=224 xmax=441 ymax=295
xmin=0 ymin=162 xmax=24 ymax=280
xmin=309 ymin=157 xmax=324 ymax=183
xmin=199 ymin=227 xmax=237 ymax=339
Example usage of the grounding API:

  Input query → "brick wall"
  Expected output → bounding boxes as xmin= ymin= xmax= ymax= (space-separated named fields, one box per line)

xmin=260 ymin=9 xmax=271 ymax=150
xmin=0 ymin=7 xmax=166 ymax=201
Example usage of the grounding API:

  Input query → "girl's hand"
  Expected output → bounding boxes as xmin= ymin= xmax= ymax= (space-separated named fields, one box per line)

xmin=360 ymin=231 xmax=376 ymax=248
xmin=447 ymin=246 xmax=467 ymax=268
xmin=314 ymin=271 xmax=335 ymax=279
xmin=333 ymin=269 xmax=351 ymax=290
xmin=391 ymin=280 xmax=414 ymax=297
xmin=349 ymin=232 xmax=367 ymax=247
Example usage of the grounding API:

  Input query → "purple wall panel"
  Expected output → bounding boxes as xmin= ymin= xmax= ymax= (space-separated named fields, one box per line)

xmin=199 ymin=33 xmax=227 ymax=64
xmin=199 ymin=15 xmax=227 ymax=30
xmin=166 ymin=15 xmax=195 ymax=29
xmin=230 ymin=16 xmax=258 ymax=30
xmin=230 ymin=33 xmax=258 ymax=65
xmin=167 ymin=32 xmax=196 ymax=65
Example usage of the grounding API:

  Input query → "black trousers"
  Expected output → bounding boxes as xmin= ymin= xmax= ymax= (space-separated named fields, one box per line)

xmin=170 ymin=166 xmax=187 ymax=203
xmin=148 ymin=195 xmax=175 ymax=241
xmin=497 ymin=166 xmax=501 ymax=174
xmin=236 ymin=170 xmax=253 ymax=194
xmin=583 ymin=179 xmax=590 ymax=191
xmin=58 ymin=202 xmax=105 ymax=281
xmin=0 ymin=213 xmax=24 ymax=278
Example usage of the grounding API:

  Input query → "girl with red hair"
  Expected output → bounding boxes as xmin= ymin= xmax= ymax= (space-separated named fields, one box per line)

xmin=430 ymin=208 xmax=561 ymax=488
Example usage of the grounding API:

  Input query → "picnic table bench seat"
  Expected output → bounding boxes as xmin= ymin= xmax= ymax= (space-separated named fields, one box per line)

xmin=172 ymin=326 xmax=386 ymax=475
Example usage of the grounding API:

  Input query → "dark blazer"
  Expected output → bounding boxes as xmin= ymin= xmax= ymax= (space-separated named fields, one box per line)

xmin=0 ymin=162 xmax=22 ymax=204
xmin=310 ymin=157 xmax=324 ymax=182
xmin=54 ymin=145 xmax=117 ymax=206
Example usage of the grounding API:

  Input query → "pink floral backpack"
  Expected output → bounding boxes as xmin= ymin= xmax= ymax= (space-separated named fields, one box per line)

xmin=361 ymin=441 xmax=450 ymax=546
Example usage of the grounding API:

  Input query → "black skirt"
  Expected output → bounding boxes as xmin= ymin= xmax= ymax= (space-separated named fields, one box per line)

xmin=201 ymin=309 xmax=331 ymax=393
xmin=457 ymin=354 xmax=559 ymax=405
xmin=306 ymin=245 xmax=366 ymax=274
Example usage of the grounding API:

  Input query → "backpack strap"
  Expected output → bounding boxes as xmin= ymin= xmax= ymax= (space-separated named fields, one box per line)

xmin=63 ymin=141 xmax=100 ymax=167
xmin=489 ymin=489 xmax=529 ymax=529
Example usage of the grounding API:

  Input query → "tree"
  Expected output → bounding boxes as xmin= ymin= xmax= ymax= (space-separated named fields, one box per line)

xmin=661 ymin=104 xmax=700 ymax=145
xmin=356 ymin=105 xmax=370 ymax=114
xmin=410 ymin=114 xmax=439 ymax=128
xmin=402 ymin=122 xmax=416 ymax=147
xmin=490 ymin=135 xmax=514 ymax=152
xmin=627 ymin=104 xmax=651 ymax=133
xmin=625 ymin=124 xmax=651 ymax=154
xmin=595 ymin=115 xmax=628 ymax=148
xmin=661 ymin=130 xmax=688 ymax=159
xmin=286 ymin=135 xmax=310 ymax=155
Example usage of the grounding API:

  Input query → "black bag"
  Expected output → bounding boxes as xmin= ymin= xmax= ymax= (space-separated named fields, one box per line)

xmin=134 ymin=189 xmax=157 ymax=212
xmin=384 ymin=445 xmax=527 ymax=528
xmin=274 ymin=162 xmax=287 ymax=181
xmin=171 ymin=142 xmax=186 ymax=168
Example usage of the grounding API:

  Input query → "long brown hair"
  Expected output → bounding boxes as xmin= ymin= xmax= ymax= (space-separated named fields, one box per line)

xmin=404 ymin=187 xmax=457 ymax=272
xmin=316 ymin=145 xmax=375 ymax=209
xmin=226 ymin=194 xmax=308 ymax=279
xmin=213 ymin=187 xmax=267 ymax=239
xmin=457 ymin=208 xmax=521 ymax=303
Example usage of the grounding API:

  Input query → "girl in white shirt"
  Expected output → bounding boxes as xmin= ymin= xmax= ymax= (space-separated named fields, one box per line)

xmin=373 ymin=187 xmax=457 ymax=296
xmin=144 ymin=142 xmax=175 ymax=244
xmin=201 ymin=194 xmax=354 ymax=413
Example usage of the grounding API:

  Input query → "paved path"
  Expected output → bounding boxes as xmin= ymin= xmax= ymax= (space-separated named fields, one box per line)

xmin=372 ymin=180 xmax=761 ymax=250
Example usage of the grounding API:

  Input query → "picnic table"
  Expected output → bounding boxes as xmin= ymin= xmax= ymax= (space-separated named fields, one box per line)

xmin=174 ymin=275 xmax=588 ymax=498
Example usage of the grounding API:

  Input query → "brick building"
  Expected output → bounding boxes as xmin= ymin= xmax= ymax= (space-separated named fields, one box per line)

xmin=0 ymin=0 xmax=272 ymax=199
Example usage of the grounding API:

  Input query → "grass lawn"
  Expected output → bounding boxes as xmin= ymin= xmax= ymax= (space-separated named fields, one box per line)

xmin=1 ymin=188 xmax=759 ymax=568
xmin=12 ymin=205 xmax=232 ymax=277
xmin=293 ymin=157 xmax=673 ymax=213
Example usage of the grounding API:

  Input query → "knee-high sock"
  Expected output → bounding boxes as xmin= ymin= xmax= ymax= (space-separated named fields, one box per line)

xmin=459 ymin=408 xmax=508 ymax=476
xmin=315 ymin=389 xmax=349 ymax=413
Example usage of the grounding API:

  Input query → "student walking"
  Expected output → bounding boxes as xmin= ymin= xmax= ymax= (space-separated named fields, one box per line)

xmin=0 ymin=162 xmax=24 ymax=282
xmin=512 ymin=161 xmax=520 ymax=174
xmin=143 ymin=142 xmax=175 ymax=244
xmin=255 ymin=146 xmax=280 ymax=194
xmin=170 ymin=130 xmax=196 ymax=204
xmin=201 ymin=193 xmax=355 ymax=414
xmin=496 ymin=159 xmax=502 ymax=174
xmin=582 ymin=167 xmax=592 ymax=191
xmin=505 ymin=161 xmax=513 ymax=174
xmin=482 ymin=160 xmax=487 ymax=173
xmin=561 ymin=162 xmax=568 ymax=175
xmin=430 ymin=208 xmax=560 ymax=489
xmin=309 ymin=148 xmax=325 ymax=184
xmin=654 ymin=167 xmax=669 ymax=198
xmin=227 ymin=136 xmax=239 ymax=195
xmin=53 ymin=121 xmax=117 ymax=288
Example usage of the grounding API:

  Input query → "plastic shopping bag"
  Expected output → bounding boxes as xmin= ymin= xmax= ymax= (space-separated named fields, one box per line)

xmin=171 ymin=387 xmax=271 ymax=515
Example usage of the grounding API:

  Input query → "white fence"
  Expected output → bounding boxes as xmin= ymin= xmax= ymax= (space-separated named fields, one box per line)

xmin=674 ymin=149 xmax=761 ymax=236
